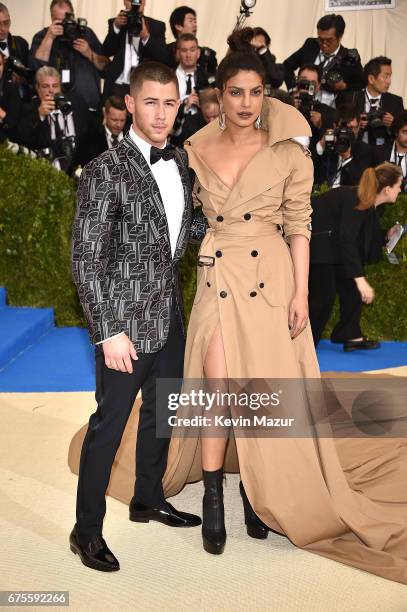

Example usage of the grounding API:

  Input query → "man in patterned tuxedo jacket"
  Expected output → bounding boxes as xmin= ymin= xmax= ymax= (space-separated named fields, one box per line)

xmin=70 ymin=61 xmax=205 ymax=572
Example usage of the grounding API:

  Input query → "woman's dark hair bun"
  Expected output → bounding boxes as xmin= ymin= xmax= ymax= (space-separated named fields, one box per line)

xmin=227 ymin=28 xmax=255 ymax=54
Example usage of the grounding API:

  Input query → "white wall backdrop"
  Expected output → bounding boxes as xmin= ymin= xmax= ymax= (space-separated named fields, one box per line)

xmin=5 ymin=0 xmax=407 ymax=100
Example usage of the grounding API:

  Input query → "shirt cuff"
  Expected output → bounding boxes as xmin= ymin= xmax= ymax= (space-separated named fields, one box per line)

xmin=96 ymin=331 xmax=125 ymax=345
xmin=316 ymin=141 xmax=324 ymax=156
xmin=141 ymin=35 xmax=149 ymax=46
xmin=113 ymin=23 xmax=120 ymax=35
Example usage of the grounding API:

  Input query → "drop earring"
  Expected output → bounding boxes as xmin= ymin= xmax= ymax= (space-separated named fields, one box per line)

xmin=255 ymin=115 xmax=262 ymax=130
xmin=218 ymin=106 xmax=226 ymax=130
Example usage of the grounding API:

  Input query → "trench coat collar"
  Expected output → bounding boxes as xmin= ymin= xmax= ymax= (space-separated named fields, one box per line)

xmin=184 ymin=97 xmax=311 ymax=209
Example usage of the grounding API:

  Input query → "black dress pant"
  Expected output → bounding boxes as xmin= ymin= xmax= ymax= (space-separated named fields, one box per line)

xmin=75 ymin=296 xmax=185 ymax=536
xmin=309 ymin=264 xmax=363 ymax=346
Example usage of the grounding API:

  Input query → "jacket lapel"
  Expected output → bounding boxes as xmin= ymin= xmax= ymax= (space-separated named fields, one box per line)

xmin=172 ymin=148 xmax=192 ymax=263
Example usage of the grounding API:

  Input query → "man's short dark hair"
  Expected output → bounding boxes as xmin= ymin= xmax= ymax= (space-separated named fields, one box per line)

xmin=298 ymin=63 xmax=322 ymax=83
xmin=392 ymin=110 xmax=407 ymax=136
xmin=0 ymin=3 xmax=9 ymax=15
xmin=252 ymin=27 xmax=271 ymax=48
xmin=105 ymin=96 xmax=127 ymax=113
xmin=50 ymin=0 xmax=74 ymax=12
xmin=130 ymin=61 xmax=179 ymax=96
xmin=176 ymin=33 xmax=198 ymax=49
xmin=334 ymin=104 xmax=360 ymax=125
xmin=364 ymin=56 xmax=392 ymax=79
xmin=317 ymin=14 xmax=345 ymax=37
xmin=169 ymin=6 xmax=196 ymax=39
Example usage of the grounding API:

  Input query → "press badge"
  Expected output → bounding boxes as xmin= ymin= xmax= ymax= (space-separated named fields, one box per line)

xmin=62 ymin=69 xmax=71 ymax=84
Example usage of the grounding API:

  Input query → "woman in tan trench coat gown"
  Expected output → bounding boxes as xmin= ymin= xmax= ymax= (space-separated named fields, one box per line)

xmin=69 ymin=37 xmax=407 ymax=584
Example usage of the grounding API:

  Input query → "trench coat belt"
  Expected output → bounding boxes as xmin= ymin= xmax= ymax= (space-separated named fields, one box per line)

xmin=197 ymin=222 xmax=283 ymax=267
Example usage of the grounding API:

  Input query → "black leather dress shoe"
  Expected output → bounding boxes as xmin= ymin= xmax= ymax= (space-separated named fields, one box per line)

xmin=129 ymin=499 xmax=201 ymax=527
xmin=69 ymin=525 xmax=120 ymax=572
xmin=344 ymin=339 xmax=380 ymax=352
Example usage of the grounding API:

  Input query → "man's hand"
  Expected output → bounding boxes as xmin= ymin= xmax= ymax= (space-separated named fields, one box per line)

xmin=0 ymin=106 xmax=6 ymax=121
xmin=102 ymin=334 xmax=138 ymax=373
xmin=288 ymin=292 xmax=309 ymax=339
xmin=140 ymin=16 xmax=150 ymax=43
xmin=386 ymin=223 xmax=402 ymax=240
xmin=359 ymin=113 xmax=368 ymax=132
xmin=310 ymin=110 xmax=322 ymax=129
xmin=114 ymin=11 xmax=128 ymax=29
xmin=38 ymin=94 xmax=56 ymax=119
xmin=382 ymin=112 xmax=394 ymax=128
xmin=46 ymin=20 xmax=64 ymax=41
xmin=185 ymin=91 xmax=199 ymax=111
xmin=355 ymin=277 xmax=375 ymax=304
xmin=73 ymin=38 xmax=92 ymax=61
xmin=332 ymin=79 xmax=347 ymax=92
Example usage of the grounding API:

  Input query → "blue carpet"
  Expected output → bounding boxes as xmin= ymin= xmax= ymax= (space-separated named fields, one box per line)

xmin=0 ymin=306 xmax=54 ymax=369
xmin=0 ymin=328 xmax=406 ymax=392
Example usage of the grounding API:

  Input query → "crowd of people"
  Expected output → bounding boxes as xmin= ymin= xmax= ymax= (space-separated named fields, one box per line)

xmin=1 ymin=0 xmax=406 ymax=349
xmin=0 ymin=1 xmax=405 ymax=187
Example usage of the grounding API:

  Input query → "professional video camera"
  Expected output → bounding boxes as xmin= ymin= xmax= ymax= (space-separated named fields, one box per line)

xmin=61 ymin=13 xmax=88 ymax=42
xmin=119 ymin=0 xmax=143 ymax=39
xmin=322 ymin=48 xmax=360 ymax=92
xmin=324 ymin=126 xmax=354 ymax=154
xmin=53 ymin=92 xmax=72 ymax=115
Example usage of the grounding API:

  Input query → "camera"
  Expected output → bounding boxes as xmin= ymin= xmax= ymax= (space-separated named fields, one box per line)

xmin=125 ymin=0 xmax=143 ymax=38
xmin=61 ymin=13 xmax=88 ymax=42
xmin=362 ymin=107 xmax=385 ymax=129
xmin=53 ymin=93 xmax=72 ymax=115
xmin=324 ymin=127 xmax=354 ymax=154
xmin=295 ymin=78 xmax=317 ymax=111
xmin=4 ymin=56 xmax=34 ymax=81
xmin=322 ymin=48 xmax=360 ymax=92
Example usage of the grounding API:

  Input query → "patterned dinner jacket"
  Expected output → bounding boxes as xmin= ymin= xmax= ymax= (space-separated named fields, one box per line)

xmin=71 ymin=133 xmax=206 ymax=351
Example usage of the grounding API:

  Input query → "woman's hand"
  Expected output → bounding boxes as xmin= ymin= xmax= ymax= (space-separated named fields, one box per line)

xmin=355 ymin=277 xmax=375 ymax=304
xmin=288 ymin=292 xmax=309 ymax=339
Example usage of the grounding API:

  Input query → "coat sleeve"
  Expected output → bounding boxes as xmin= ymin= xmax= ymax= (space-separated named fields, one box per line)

xmin=71 ymin=158 xmax=124 ymax=344
xmin=189 ymin=172 xmax=208 ymax=244
xmin=339 ymin=202 xmax=365 ymax=278
xmin=281 ymin=143 xmax=314 ymax=242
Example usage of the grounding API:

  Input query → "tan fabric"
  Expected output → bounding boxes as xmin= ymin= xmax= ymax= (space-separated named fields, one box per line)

xmin=69 ymin=98 xmax=407 ymax=585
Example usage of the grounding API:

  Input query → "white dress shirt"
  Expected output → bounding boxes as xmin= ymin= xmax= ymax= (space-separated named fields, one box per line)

xmin=314 ymin=45 xmax=341 ymax=108
xmin=97 ymin=126 xmax=185 ymax=344
xmin=390 ymin=142 xmax=407 ymax=178
xmin=176 ymin=65 xmax=198 ymax=115
xmin=40 ymin=110 xmax=76 ymax=171
xmin=0 ymin=38 xmax=9 ymax=57
xmin=113 ymin=23 xmax=149 ymax=85
xmin=104 ymin=125 xmax=124 ymax=148
xmin=361 ymin=89 xmax=383 ymax=144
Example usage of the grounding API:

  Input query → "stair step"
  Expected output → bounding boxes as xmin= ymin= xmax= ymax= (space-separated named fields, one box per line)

xmin=0 ymin=306 xmax=54 ymax=369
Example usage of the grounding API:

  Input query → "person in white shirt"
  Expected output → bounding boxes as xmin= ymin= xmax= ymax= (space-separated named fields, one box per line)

xmin=70 ymin=61 xmax=202 ymax=573
xmin=85 ymin=95 xmax=128 ymax=162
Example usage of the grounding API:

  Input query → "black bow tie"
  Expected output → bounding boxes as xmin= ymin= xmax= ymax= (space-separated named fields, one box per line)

xmin=0 ymin=41 xmax=7 ymax=50
xmin=150 ymin=144 xmax=176 ymax=165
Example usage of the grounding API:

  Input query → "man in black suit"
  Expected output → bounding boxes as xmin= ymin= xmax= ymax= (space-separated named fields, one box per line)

xmin=314 ymin=106 xmax=379 ymax=188
xmin=284 ymin=14 xmax=364 ymax=108
xmin=16 ymin=66 xmax=89 ymax=173
xmin=70 ymin=61 xmax=204 ymax=572
xmin=337 ymin=57 xmax=404 ymax=147
xmin=84 ymin=95 xmax=128 ymax=163
xmin=171 ymin=33 xmax=207 ymax=147
xmin=0 ymin=3 xmax=29 ymax=64
xmin=377 ymin=111 xmax=407 ymax=187
xmin=29 ymin=0 xmax=108 ymax=111
xmin=0 ymin=49 xmax=22 ymax=142
xmin=167 ymin=5 xmax=217 ymax=81
xmin=292 ymin=64 xmax=335 ymax=142
xmin=250 ymin=26 xmax=284 ymax=90
xmin=102 ymin=0 xmax=170 ymax=102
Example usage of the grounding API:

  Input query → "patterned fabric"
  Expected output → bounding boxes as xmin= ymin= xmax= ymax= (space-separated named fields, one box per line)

xmin=71 ymin=133 xmax=205 ymax=351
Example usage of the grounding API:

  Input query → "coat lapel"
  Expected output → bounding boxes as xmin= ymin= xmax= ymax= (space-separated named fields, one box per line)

xmin=172 ymin=148 xmax=192 ymax=263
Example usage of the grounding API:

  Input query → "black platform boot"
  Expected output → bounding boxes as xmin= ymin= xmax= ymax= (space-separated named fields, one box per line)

xmin=239 ymin=481 xmax=269 ymax=539
xmin=202 ymin=468 xmax=226 ymax=555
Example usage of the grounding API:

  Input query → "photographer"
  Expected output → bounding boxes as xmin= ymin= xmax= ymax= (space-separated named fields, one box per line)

xmin=292 ymin=64 xmax=334 ymax=140
xmin=250 ymin=26 xmax=284 ymax=90
xmin=16 ymin=66 xmax=89 ymax=173
xmin=0 ymin=50 xmax=22 ymax=142
xmin=377 ymin=111 xmax=407 ymax=191
xmin=167 ymin=5 xmax=217 ymax=81
xmin=314 ymin=106 xmax=379 ymax=188
xmin=29 ymin=0 xmax=108 ymax=111
xmin=309 ymin=163 xmax=403 ymax=349
xmin=199 ymin=87 xmax=220 ymax=124
xmin=284 ymin=14 xmax=364 ymax=108
xmin=171 ymin=33 xmax=207 ymax=147
xmin=0 ymin=3 xmax=32 ymax=101
xmin=338 ymin=57 xmax=404 ymax=147
xmin=84 ymin=95 xmax=128 ymax=163
xmin=103 ymin=0 xmax=170 ymax=101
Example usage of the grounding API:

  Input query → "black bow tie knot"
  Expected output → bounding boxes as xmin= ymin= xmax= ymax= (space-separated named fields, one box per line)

xmin=0 ymin=41 xmax=7 ymax=51
xmin=150 ymin=144 xmax=176 ymax=165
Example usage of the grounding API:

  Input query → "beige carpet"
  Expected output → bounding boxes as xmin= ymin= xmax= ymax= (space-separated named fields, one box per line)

xmin=1 ymin=388 xmax=407 ymax=612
